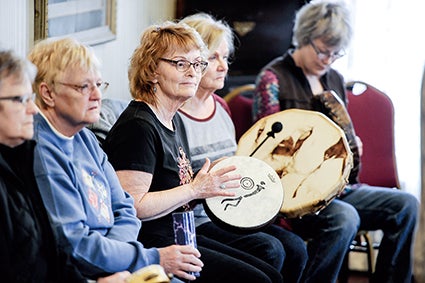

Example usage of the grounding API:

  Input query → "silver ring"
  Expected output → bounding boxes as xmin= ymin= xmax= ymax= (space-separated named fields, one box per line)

xmin=219 ymin=184 xmax=226 ymax=189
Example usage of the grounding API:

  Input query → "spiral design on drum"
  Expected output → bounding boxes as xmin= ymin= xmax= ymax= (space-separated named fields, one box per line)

xmin=240 ymin=177 xmax=254 ymax=190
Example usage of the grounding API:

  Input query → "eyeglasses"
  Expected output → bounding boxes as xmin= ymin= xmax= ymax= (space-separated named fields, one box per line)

xmin=309 ymin=40 xmax=346 ymax=61
xmin=0 ymin=93 xmax=36 ymax=105
xmin=54 ymin=81 xmax=109 ymax=96
xmin=159 ymin=58 xmax=208 ymax=73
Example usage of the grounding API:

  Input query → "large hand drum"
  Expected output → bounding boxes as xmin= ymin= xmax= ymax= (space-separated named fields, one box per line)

xmin=236 ymin=109 xmax=353 ymax=218
xmin=204 ymin=156 xmax=284 ymax=232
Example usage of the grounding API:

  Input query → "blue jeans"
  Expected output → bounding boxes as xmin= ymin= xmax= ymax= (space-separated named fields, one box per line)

xmin=290 ymin=198 xmax=359 ymax=283
xmin=289 ymin=184 xmax=418 ymax=283
xmin=341 ymin=185 xmax=419 ymax=283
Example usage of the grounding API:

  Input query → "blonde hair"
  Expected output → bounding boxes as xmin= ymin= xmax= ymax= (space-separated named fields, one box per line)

xmin=28 ymin=37 xmax=100 ymax=107
xmin=128 ymin=21 xmax=207 ymax=105
xmin=180 ymin=13 xmax=234 ymax=56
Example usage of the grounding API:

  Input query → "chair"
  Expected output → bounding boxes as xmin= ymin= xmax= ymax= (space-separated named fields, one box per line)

xmin=346 ymin=81 xmax=400 ymax=188
xmin=224 ymin=84 xmax=256 ymax=141
xmin=338 ymin=81 xmax=400 ymax=282
xmin=86 ymin=98 xmax=129 ymax=146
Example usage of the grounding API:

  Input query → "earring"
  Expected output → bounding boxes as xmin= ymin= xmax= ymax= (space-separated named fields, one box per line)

xmin=153 ymin=86 xmax=157 ymax=93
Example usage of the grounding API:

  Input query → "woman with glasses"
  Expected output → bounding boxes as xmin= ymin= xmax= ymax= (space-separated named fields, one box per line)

xmin=252 ymin=1 xmax=418 ymax=282
xmin=103 ymin=21 xmax=283 ymax=283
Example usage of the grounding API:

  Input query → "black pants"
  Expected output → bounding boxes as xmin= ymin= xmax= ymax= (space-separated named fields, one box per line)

xmin=141 ymin=232 xmax=282 ymax=283
xmin=194 ymin=234 xmax=283 ymax=283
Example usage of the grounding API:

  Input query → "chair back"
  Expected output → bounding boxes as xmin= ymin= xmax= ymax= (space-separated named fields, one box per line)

xmin=87 ymin=98 xmax=128 ymax=146
xmin=224 ymin=84 xmax=255 ymax=141
xmin=346 ymin=81 xmax=400 ymax=188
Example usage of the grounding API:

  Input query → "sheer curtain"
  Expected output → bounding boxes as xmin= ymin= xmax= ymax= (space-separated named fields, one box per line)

xmin=333 ymin=1 xmax=425 ymax=278
xmin=334 ymin=0 xmax=425 ymax=200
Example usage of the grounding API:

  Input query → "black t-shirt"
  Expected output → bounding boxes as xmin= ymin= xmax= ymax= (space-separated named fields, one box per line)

xmin=104 ymin=101 xmax=193 ymax=247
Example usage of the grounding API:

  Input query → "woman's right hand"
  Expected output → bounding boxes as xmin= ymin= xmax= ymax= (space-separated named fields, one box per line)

xmin=158 ymin=245 xmax=203 ymax=281
xmin=190 ymin=158 xmax=240 ymax=199
xmin=97 ymin=271 xmax=131 ymax=283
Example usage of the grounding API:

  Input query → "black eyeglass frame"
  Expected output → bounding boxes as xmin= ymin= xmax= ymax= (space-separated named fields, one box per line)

xmin=0 ymin=93 xmax=36 ymax=105
xmin=159 ymin=58 xmax=208 ymax=73
xmin=309 ymin=40 xmax=346 ymax=61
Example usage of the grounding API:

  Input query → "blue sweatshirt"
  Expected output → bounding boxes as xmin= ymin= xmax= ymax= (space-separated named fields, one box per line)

xmin=33 ymin=113 xmax=159 ymax=278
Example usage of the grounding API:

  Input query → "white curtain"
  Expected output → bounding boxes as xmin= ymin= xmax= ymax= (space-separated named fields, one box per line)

xmin=334 ymin=1 xmax=425 ymax=279
xmin=334 ymin=0 xmax=425 ymax=200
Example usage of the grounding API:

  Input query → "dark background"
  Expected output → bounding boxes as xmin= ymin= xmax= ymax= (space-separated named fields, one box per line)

xmin=176 ymin=0 xmax=307 ymax=95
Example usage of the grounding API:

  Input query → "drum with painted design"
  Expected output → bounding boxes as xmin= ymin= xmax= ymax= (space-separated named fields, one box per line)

xmin=204 ymin=155 xmax=284 ymax=232
xmin=236 ymin=109 xmax=353 ymax=218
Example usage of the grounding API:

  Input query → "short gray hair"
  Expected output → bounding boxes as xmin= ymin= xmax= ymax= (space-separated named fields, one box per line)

xmin=0 ymin=49 xmax=37 ymax=89
xmin=292 ymin=0 xmax=353 ymax=49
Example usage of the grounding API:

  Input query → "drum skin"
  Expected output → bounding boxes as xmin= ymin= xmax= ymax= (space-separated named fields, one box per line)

xmin=236 ymin=109 xmax=353 ymax=218
xmin=204 ymin=156 xmax=284 ymax=232
xmin=126 ymin=264 xmax=171 ymax=283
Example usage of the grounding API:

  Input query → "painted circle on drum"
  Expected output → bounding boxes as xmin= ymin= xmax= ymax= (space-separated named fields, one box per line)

xmin=204 ymin=155 xmax=284 ymax=231
xmin=240 ymin=177 xmax=254 ymax=190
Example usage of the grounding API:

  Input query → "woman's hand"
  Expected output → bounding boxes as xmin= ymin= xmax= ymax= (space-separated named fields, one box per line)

xmin=355 ymin=135 xmax=363 ymax=156
xmin=158 ymin=245 xmax=203 ymax=281
xmin=97 ymin=271 xmax=131 ymax=283
xmin=191 ymin=158 xmax=240 ymax=199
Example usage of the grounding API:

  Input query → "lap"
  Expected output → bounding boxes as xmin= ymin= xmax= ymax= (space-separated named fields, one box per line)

xmin=289 ymin=199 xmax=359 ymax=240
xmin=197 ymin=222 xmax=282 ymax=250
xmin=140 ymin=231 xmax=282 ymax=283
xmin=197 ymin=235 xmax=282 ymax=283
xmin=340 ymin=184 xmax=419 ymax=230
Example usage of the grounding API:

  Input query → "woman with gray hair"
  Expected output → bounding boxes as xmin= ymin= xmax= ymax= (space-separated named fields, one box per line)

xmin=252 ymin=0 xmax=418 ymax=282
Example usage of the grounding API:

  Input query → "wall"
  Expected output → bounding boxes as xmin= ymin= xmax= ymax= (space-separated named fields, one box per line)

xmin=416 ymin=66 xmax=425 ymax=282
xmin=0 ymin=0 xmax=176 ymax=101
xmin=0 ymin=0 xmax=32 ymax=55
xmin=92 ymin=0 xmax=176 ymax=101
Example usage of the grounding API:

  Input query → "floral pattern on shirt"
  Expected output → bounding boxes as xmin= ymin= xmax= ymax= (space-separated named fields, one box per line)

xmin=82 ymin=169 xmax=111 ymax=223
xmin=177 ymin=146 xmax=193 ymax=185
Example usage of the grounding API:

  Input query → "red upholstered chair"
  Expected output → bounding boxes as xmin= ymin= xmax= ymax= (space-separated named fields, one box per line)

xmin=224 ymin=84 xmax=256 ymax=142
xmin=339 ymin=81 xmax=400 ymax=282
xmin=346 ymin=81 xmax=400 ymax=188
